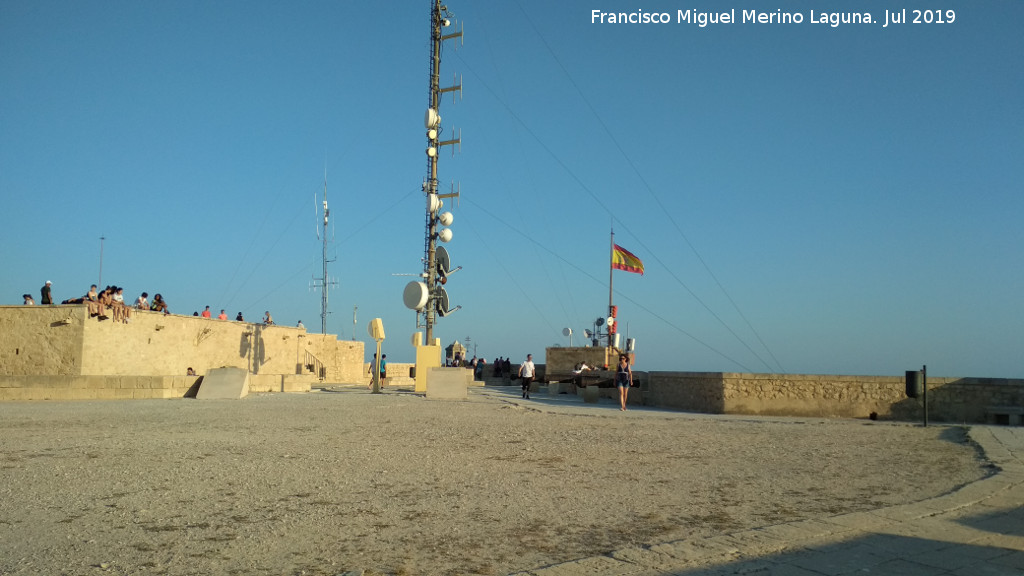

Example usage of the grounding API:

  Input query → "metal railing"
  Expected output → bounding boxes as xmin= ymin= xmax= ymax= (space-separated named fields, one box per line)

xmin=304 ymin=350 xmax=326 ymax=381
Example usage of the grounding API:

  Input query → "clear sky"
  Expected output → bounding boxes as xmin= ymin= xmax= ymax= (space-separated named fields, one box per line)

xmin=2 ymin=1 xmax=1021 ymax=378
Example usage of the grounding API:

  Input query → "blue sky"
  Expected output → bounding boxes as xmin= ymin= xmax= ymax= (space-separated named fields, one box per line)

xmin=2 ymin=1 xmax=1021 ymax=378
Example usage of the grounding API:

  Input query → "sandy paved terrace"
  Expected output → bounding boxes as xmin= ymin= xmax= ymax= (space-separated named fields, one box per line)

xmin=0 ymin=387 xmax=990 ymax=576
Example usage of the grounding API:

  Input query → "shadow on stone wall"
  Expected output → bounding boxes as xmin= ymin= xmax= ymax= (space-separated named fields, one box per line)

xmin=888 ymin=377 xmax=1024 ymax=424
xmin=238 ymin=330 xmax=250 ymax=359
xmin=237 ymin=325 xmax=269 ymax=375
xmin=252 ymin=325 xmax=266 ymax=374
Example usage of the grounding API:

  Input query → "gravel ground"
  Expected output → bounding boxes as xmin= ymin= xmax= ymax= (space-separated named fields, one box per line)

xmin=0 ymin=387 xmax=990 ymax=576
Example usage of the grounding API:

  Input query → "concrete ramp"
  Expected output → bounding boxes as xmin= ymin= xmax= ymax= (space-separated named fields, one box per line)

xmin=196 ymin=367 xmax=250 ymax=399
xmin=426 ymin=367 xmax=469 ymax=400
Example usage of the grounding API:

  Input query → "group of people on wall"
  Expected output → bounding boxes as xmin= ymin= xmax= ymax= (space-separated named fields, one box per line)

xmin=22 ymin=280 xmax=301 ymax=329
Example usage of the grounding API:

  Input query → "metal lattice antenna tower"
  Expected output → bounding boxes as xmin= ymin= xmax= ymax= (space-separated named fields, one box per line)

xmin=419 ymin=0 xmax=463 ymax=342
xmin=313 ymin=176 xmax=338 ymax=335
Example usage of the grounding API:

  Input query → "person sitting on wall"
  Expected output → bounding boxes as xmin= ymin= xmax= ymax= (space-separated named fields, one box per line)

xmin=218 ymin=309 xmax=228 ymax=320
xmin=79 ymin=284 xmax=100 ymax=314
xmin=572 ymin=361 xmax=592 ymax=386
xmin=96 ymin=287 xmax=114 ymax=320
xmin=23 ymin=294 xmax=35 ymax=305
xmin=235 ymin=311 xmax=244 ymax=321
xmin=187 ymin=367 xmax=196 ymax=376
xmin=135 ymin=292 xmax=150 ymax=310
xmin=110 ymin=287 xmax=131 ymax=323
xmin=263 ymin=311 xmax=274 ymax=325
xmin=151 ymin=294 xmax=168 ymax=314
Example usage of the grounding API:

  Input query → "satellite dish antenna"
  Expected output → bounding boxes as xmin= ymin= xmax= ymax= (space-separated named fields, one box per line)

xmin=425 ymin=107 xmax=441 ymax=129
xmin=562 ymin=327 xmax=572 ymax=337
xmin=434 ymin=245 xmax=462 ymax=283
xmin=436 ymin=245 xmax=451 ymax=275
xmin=584 ymin=329 xmax=593 ymax=338
xmin=403 ymin=281 xmax=429 ymax=311
xmin=596 ymin=317 xmax=605 ymax=327
xmin=437 ymin=287 xmax=450 ymax=317
xmin=435 ymin=287 xmax=462 ymax=317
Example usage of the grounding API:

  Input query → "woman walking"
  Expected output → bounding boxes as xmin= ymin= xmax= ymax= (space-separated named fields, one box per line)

xmin=616 ymin=355 xmax=633 ymax=411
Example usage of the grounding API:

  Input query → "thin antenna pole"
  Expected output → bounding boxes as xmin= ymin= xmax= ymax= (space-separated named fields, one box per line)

xmin=321 ymin=176 xmax=330 ymax=335
xmin=608 ymin=226 xmax=614 ymax=348
xmin=98 ymin=235 xmax=106 ymax=287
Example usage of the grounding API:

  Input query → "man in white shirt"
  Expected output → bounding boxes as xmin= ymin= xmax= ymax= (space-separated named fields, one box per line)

xmin=518 ymin=354 xmax=536 ymax=399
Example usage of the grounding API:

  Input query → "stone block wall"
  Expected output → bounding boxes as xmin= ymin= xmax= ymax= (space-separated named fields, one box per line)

xmin=0 ymin=375 xmax=199 ymax=401
xmin=643 ymin=372 xmax=726 ymax=413
xmin=0 ymin=305 xmax=86 ymax=376
xmin=645 ymin=372 xmax=1024 ymax=424
xmin=298 ymin=333 xmax=363 ymax=384
xmin=545 ymin=346 xmax=618 ymax=375
xmin=0 ymin=306 xmax=365 ymax=400
xmin=360 ymin=362 xmax=417 ymax=388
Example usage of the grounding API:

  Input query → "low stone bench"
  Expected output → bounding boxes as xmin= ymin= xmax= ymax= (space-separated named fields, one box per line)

xmin=986 ymin=406 xmax=1024 ymax=426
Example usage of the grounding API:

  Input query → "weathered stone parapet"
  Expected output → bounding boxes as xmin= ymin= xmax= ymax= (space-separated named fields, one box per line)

xmin=1 ymin=305 xmax=362 ymax=379
xmin=0 ymin=305 xmax=364 ymax=400
xmin=645 ymin=371 xmax=1024 ymax=423
xmin=0 ymin=375 xmax=197 ymax=401
xmin=0 ymin=305 xmax=86 ymax=376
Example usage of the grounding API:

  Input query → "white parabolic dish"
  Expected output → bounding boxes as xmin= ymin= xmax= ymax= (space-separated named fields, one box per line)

xmin=403 ymin=281 xmax=429 ymax=311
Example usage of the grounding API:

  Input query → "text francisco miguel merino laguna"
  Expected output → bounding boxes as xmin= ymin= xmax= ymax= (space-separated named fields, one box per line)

xmin=591 ymin=9 xmax=956 ymax=28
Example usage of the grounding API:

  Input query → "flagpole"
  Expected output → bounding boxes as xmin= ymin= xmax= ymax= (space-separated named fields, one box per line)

xmin=609 ymin=227 xmax=614 ymax=348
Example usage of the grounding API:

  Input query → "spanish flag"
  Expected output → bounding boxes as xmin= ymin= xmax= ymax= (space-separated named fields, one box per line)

xmin=612 ymin=244 xmax=644 ymax=275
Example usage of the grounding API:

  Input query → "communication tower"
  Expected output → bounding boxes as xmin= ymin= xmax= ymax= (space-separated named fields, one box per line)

xmin=404 ymin=0 xmax=464 ymax=341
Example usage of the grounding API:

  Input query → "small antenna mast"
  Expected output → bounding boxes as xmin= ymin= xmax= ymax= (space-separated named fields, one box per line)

xmin=311 ymin=171 xmax=338 ymax=335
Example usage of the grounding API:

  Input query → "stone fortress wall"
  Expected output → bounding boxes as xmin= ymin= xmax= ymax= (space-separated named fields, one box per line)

xmin=545 ymin=347 xmax=1024 ymax=425
xmin=2 ymin=308 xmax=1020 ymax=426
xmin=640 ymin=371 xmax=1024 ymax=424
xmin=0 ymin=305 xmax=363 ymax=400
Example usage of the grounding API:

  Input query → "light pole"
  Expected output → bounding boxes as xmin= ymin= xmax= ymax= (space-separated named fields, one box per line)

xmin=98 ymin=235 xmax=106 ymax=287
